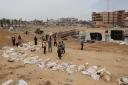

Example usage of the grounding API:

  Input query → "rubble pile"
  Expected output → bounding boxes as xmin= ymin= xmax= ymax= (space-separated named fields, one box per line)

xmin=2 ymin=47 xmax=26 ymax=61
xmin=2 ymin=42 xmax=42 ymax=61
xmin=41 ymin=60 xmax=112 ymax=82
xmin=18 ymin=42 xmax=42 ymax=51
xmin=23 ymin=56 xmax=42 ymax=64
xmin=81 ymin=66 xmax=112 ymax=81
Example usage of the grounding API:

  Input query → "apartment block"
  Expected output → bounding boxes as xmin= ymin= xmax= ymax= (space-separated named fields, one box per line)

xmin=92 ymin=10 xmax=128 ymax=28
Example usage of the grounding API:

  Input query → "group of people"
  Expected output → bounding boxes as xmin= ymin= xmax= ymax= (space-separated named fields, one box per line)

xmin=11 ymin=34 xmax=22 ymax=47
xmin=34 ymin=34 xmax=65 ymax=60
xmin=11 ymin=32 xmax=86 ymax=60
xmin=34 ymin=35 xmax=53 ymax=53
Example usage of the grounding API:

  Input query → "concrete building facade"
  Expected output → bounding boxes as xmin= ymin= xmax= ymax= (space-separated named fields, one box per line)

xmin=124 ymin=17 xmax=128 ymax=27
xmin=92 ymin=10 xmax=128 ymax=28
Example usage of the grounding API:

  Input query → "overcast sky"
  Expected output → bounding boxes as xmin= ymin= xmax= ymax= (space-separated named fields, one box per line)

xmin=0 ymin=0 xmax=128 ymax=21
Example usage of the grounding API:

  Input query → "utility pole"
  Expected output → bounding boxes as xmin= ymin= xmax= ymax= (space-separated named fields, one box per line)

xmin=107 ymin=0 xmax=110 ymax=25
xmin=107 ymin=0 xmax=109 ymax=12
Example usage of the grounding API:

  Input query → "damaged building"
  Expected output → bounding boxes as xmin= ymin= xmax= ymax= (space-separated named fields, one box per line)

xmin=92 ymin=10 xmax=128 ymax=28
xmin=78 ymin=28 xmax=128 ymax=42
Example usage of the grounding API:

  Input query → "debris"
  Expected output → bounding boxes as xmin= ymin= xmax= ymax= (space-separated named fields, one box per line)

xmin=78 ymin=65 xmax=86 ymax=72
xmin=31 ymin=49 xmax=36 ymax=52
xmin=44 ymin=58 xmax=51 ymax=64
xmin=91 ymin=72 xmax=100 ymax=80
xmin=23 ymin=56 xmax=42 ymax=64
xmin=93 ymin=68 xmax=111 ymax=81
xmin=102 ymin=73 xmax=112 ymax=82
xmin=90 ymin=68 xmax=104 ymax=80
xmin=9 ymin=27 xmax=14 ymax=32
xmin=56 ymin=63 xmax=69 ymax=71
xmin=8 ymin=59 xmax=14 ymax=62
xmin=37 ymin=62 xmax=45 ymax=68
xmin=85 ymin=62 xmax=89 ymax=67
xmin=118 ymin=76 xmax=128 ymax=85
xmin=2 ymin=79 xmax=13 ymax=85
xmin=111 ymin=41 xmax=128 ymax=45
xmin=46 ymin=61 xmax=57 ymax=70
xmin=1 ymin=42 xmax=112 ymax=82
xmin=66 ymin=64 xmax=77 ymax=74
xmin=81 ymin=66 xmax=111 ymax=81
xmin=81 ymin=66 xmax=98 ymax=75
xmin=15 ymin=80 xmax=28 ymax=85
xmin=18 ymin=42 xmax=41 ymax=51
xmin=119 ymin=42 xmax=128 ymax=45
xmin=2 ymin=47 xmax=25 ymax=61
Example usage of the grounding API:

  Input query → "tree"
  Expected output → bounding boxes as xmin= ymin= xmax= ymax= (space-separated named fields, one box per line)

xmin=6 ymin=19 xmax=10 ymax=26
xmin=0 ymin=20 xmax=3 ymax=27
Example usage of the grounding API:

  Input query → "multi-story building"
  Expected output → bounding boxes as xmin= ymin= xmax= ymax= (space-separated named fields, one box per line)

xmin=59 ymin=18 xmax=78 ymax=25
xmin=92 ymin=10 xmax=128 ymax=28
xmin=124 ymin=17 xmax=128 ymax=27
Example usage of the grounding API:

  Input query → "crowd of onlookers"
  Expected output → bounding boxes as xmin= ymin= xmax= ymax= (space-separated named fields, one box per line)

xmin=11 ymin=34 xmax=22 ymax=47
xmin=11 ymin=33 xmax=66 ymax=60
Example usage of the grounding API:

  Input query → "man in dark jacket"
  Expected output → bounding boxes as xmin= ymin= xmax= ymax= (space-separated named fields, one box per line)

xmin=34 ymin=36 xmax=38 ymax=45
xmin=57 ymin=46 xmax=62 ymax=60
xmin=81 ymin=40 xmax=84 ymax=50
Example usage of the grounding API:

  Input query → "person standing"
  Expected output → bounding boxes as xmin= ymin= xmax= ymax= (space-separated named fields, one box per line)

xmin=61 ymin=41 xmax=65 ymax=54
xmin=18 ymin=35 xmax=21 ymax=40
xmin=53 ymin=33 xmax=57 ymax=47
xmin=11 ymin=35 xmax=16 ymax=46
xmin=46 ymin=34 xmax=49 ymax=41
xmin=16 ymin=35 xmax=22 ymax=46
xmin=34 ymin=36 xmax=38 ymax=45
xmin=25 ymin=31 xmax=28 ymax=35
xmin=54 ymin=37 xmax=57 ymax=47
xmin=105 ymin=30 xmax=109 ymax=42
xmin=42 ymin=41 xmax=46 ymax=54
xmin=41 ymin=35 xmax=45 ymax=42
xmin=57 ymin=46 xmax=62 ymax=60
xmin=81 ymin=40 xmax=84 ymax=50
xmin=48 ymin=36 xmax=52 ymax=52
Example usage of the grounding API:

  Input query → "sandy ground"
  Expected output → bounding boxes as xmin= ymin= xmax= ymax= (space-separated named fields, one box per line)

xmin=0 ymin=27 xmax=128 ymax=85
